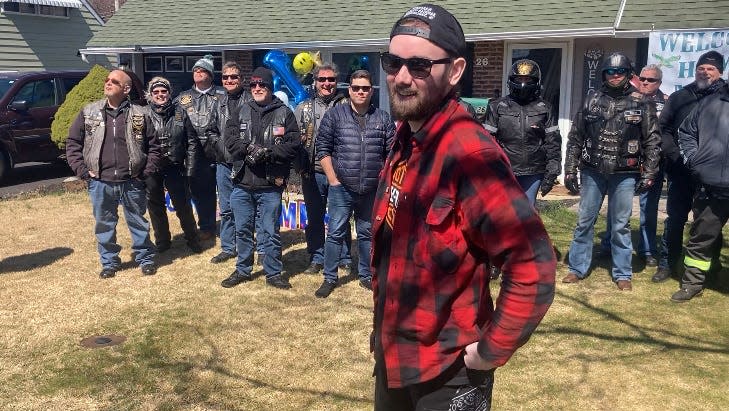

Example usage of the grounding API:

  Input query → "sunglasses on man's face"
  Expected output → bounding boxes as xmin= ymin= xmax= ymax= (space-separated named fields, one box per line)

xmin=222 ymin=74 xmax=240 ymax=80
xmin=639 ymin=76 xmax=660 ymax=83
xmin=380 ymin=52 xmax=452 ymax=79
xmin=604 ymin=68 xmax=628 ymax=76
xmin=250 ymin=81 xmax=269 ymax=89
xmin=316 ymin=77 xmax=337 ymax=83
xmin=105 ymin=77 xmax=122 ymax=87
xmin=350 ymin=85 xmax=372 ymax=93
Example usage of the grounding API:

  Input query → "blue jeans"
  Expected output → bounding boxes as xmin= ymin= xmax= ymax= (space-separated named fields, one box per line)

xmin=602 ymin=170 xmax=664 ymax=257
xmin=323 ymin=184 xmax=374 ymax=282
xmin=568 ymin=169 xmax=638 ymax=281
xmin=516 ymin=173 xmax=544 ymax=206
xmin=301 ymin=172 xmax=352 ymax=265
xmin=230 ymin=186 xmax=283 ymax=278
xmin=88 ymin=179 xmax=155 ymax=269
xmin=216 ymin=163 xmax=236 ymax=255
xmin=190 ymin=156 xmax=217 ymax=233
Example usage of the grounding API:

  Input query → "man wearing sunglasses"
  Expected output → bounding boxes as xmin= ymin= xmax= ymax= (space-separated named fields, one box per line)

xmin=600 ymin=64 xmax=669 ymax=268
xmin=370 ymin=5 xmax=556 ymax=410
xmin=654 ymin=51 xmax=726 ymax=286
xmin=208 ymin=61 xmax=253 ymax=266
xmin=66 ymin=69 xmax=161 ymax=279
xmin=176 ymin=55 xmax=224 ymax=244
xmin=142 ymin=77 xmax=202 ymax=255
xmin=313 ymin=70 xmax=394 ymax=298
xmin=563 ymin=52 xmax=661 ymax=291
xmin=221 ymin=67 xmax=300 ymax=290
xmin=294 ymin=63 xmax=353 ymax=276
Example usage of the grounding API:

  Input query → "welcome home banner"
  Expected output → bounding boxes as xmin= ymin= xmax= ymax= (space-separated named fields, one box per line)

xmin=647 ymin=29 xmax=729 ymax=95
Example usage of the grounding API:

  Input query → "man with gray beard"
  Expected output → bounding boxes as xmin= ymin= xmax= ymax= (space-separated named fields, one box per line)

xmin=652 ymin=51 xmax=726 ymax=283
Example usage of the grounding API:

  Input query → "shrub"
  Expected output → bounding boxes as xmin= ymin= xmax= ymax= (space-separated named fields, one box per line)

xmin=51 ymin=65 xmax=109 ymax=149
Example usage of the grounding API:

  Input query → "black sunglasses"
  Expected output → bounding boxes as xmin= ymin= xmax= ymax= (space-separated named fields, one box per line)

xmin=350 ymin=85 xmax=372 ymax=92
xmin=604 ymin=68 xmax=628 ymax=76
xmin=380 ymin=52 xmax=452 ymax=79
xmin=639 ymin=76 xmax=660 ymax=83
xmin=316 ymin=76 xmax=337 ymax=83
xmin=222 ymin=74 xmax=240 ymax=80
xmin=250 ymin=81 xmax=269 ymax=89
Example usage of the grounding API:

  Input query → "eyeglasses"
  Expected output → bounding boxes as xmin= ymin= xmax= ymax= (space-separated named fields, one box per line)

xmin=639 ymin=76 xmax=660 ymax=83
xmin=380 ymin=52 xmax=452 ymax=79
xmin=222 ymin=74 xmax=240 ymax=80
xmin=604 ymin=68 xmax=628 ymax=76
xmin=350 ymin=85 xmax=372 ymax=93
xmin=104 ymin=77 xmax=122 ymax=86
xmin=151 ymin=89 xmax=168 ymax=95
xmin=250 ymin=81 xmax=269 ymax=89
xmin=316 ymin=76 xmax=337 ymax=83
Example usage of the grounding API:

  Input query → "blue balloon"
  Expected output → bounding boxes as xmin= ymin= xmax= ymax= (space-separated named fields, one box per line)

xmin=263 ymin=50 xmax=309 ymax=106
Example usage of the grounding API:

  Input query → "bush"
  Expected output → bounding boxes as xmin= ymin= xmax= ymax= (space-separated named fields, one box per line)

xmin=51 ymin=65 xmax=110 ymax=149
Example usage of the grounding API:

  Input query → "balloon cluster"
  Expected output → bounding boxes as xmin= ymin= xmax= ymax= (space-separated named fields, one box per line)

xmin=263 ymin=50 xmax=324 ymax=107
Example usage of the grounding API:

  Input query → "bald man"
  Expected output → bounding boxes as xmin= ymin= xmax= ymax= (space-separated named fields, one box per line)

xmin=66 ymin=69 xmax=161 ymax=279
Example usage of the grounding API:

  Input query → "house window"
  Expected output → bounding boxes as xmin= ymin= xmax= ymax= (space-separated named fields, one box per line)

xmin=145 ymin=56 xmax=163 ymax=72
xmin=1 ymin=2 xmax=69 ymax=17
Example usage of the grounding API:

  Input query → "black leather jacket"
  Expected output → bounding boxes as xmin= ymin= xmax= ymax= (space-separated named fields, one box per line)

xmin=175 ymin=86 xmax=224 ymax=163
xmin=224 ymin=97 xmax=300 ymax=189
xmin=145 ymin=103 xmax=197 ymax=176
xmin=483 ymin=95 xmax=561 ymax=178
xmin=215 ymin=89 xmax=252 ymax=164
xmin=565 ymin=84 xmax=661 ymax=179
xmin=293 ymin=93 xmax=348 ymax=175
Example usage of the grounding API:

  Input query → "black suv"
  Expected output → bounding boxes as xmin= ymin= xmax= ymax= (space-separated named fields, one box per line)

xmin=0 ymin=70 xmax=145 ymax=184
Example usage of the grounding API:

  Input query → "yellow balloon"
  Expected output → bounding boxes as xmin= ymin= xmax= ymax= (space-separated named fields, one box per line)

xmin=293 ymin=52 xmax=314 ymax=75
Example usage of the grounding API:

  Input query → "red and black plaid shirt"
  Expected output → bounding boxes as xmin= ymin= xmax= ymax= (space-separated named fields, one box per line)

xmin=371 ymin=98 xmax=556 ymax=388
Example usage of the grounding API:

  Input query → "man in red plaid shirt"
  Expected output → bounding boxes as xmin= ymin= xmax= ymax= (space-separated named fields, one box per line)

xmin=371 ymin=4 xmax=556 ymax=410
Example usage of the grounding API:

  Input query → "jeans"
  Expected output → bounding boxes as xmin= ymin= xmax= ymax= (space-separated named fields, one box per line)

xmin=323 ymin=184 xmax=374 ymax=282
xmin=88 ymin=179 xmax=155 ymax=269
xmin=146 ymin=164 xmax=198 ymax=246
xmin=602 ymin=169 xmax=664 ymax=257
xmin=516 ymin=173 xmax=544 ymax=206
xmin=230 ymin=186 xmax=283 ymax=278
xmin=568 ymin=169 xmax=638 ymax=281
xmin=301 ymin=172 xmax=352 ymax=265
xmin=658 ymin=171 xmax=696 ymax=270
xmin=216 ymin=163 xmax=236 ymax=255
xmin=190 ymin=156 xmax=217 ymax=233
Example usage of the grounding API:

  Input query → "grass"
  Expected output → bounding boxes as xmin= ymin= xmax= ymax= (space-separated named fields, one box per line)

xmin=1 ymin=191 xmax=728 ymax=410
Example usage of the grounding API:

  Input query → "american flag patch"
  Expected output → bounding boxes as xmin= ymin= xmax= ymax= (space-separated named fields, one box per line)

xmin=273 ymin=126 xmax=285 ymax=136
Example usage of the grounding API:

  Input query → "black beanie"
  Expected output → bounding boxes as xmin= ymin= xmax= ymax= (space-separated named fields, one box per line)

xmin=250 ymin=67 xmax=273 ymax=88
xmin=697 ymin=51 xmax=724 ymax=73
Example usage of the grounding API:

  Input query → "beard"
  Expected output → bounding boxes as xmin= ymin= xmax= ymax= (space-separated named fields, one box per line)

xmin=388 ymin=83 xmax=445 ymax=123
xmin=696 ymin=78 xmax=711 ymax=90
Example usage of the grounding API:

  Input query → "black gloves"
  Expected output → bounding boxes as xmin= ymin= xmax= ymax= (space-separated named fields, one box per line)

xmin=245 ymin=144 xmax=271 ymax=165
xmin=635 ymin=178 xmax=654 ymax=195
xmin=540 ymin=175 xmax=557 ymax=197
xmin=564 ymin=173 xmax=580 ymax=195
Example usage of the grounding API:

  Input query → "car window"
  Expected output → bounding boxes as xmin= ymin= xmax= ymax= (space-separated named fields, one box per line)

xmin=62 ymin=77 xmax=82 ymax=95
xmin=0 ymin=79 xmax=15 ymax=100
xmin=13 ymin=79 xmax=57 ymax=108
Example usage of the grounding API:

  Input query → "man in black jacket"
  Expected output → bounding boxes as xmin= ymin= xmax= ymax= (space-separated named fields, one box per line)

xmin=209 ymin=61 xmax=253 ymax=265
xmin=562 ymin=53 xmax=661 ymax=291
xmin=314 ymin=70 xmax=395 ymax=298
xmin=653 ymin=51 xmax=726 ymax=283
xmin=220 ymin=67 xmax=300 ymax=290
xmin=671 ymin=80 xmax=729 ymax=302
xmin=143 ymin=77 xmax=202 ymax=254
xmin=483 ymin=59 xmax=561 ymax=205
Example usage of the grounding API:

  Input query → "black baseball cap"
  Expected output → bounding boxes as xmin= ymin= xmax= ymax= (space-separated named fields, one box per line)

xmin=390 ymin=4 xmax=467 ymax=57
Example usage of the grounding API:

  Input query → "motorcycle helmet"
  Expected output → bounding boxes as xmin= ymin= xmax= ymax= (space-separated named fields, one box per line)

xmin=507 ymin=59 xmax=541 ymax=102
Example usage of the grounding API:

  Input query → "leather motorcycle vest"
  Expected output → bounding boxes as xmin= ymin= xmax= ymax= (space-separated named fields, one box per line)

xmin=147 ymin=105 xmax=186 ymax=165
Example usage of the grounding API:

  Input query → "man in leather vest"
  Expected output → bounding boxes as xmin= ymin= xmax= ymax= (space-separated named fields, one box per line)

xmin=562 ymin=52 xmax=661 ymax=291
xmin=175 ymin=55 xmax=223 ymax=243
xmin=652 ymin=51 xmax=726 ymax=284
xmin=143 ymin=77 xmax=202 ymax=254
xmin=209 ymin=61 xmax=253 ymax=265
xmin=294 ymin=62 xmax=353 ymax=275
xmin=220 ymin=67 xmax=300 ymax=290
xmin=66 ymin=69 xmax=161 ymax=279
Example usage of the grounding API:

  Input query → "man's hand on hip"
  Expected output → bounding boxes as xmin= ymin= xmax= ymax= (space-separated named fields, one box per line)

xmin=463 ymin=342 xmax=497 ymax=371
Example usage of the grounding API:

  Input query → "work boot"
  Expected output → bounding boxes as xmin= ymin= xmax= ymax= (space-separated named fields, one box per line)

xmin=644 ymin=255 xmax=658 ymax=267
xmin=266 ymin=274 xmax=292 ymax=290
xmin=141 ymin=263 xmax=157 ymax=276
xmin=315 ymin=280 xmax=337 ymax=298
xmin=304 ymin=262 xmax=324 ymax=275
xmin=651 ymin=267 xmax=671 ymax=283
xmin=220 ymin=270 xmax=252 ymax=288
xmin=210 ymin=251 xmax=236 ymax=264
xmin=99 ymin=268 xmax=116 ymax=279
xmin=670 ymin=287 xmax=703 ymax=303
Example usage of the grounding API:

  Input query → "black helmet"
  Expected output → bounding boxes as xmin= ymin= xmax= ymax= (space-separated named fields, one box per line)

xmin=601 ymin=52 xmax=633 ymax=89
xmin=507 ymin=59 xmax=541 ymax=102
